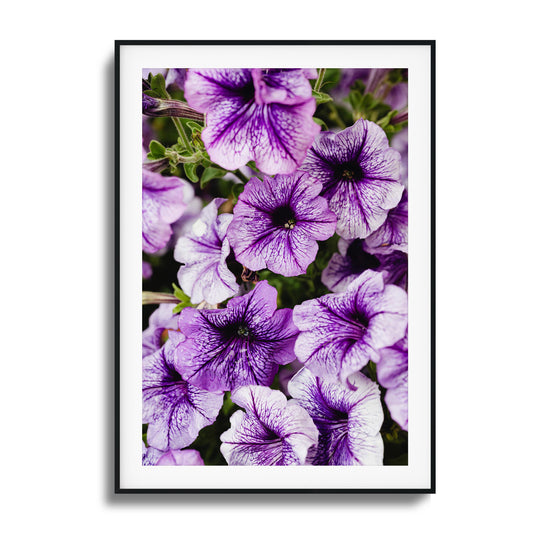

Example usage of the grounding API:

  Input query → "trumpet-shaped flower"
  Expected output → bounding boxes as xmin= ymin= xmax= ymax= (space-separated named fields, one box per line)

xmin=301 ymin=119 xmax=403 ymax=239
xmin=220 ymin=385 xmax=318 ymax=465
xmin=175 ymin=281 xmax=298 ymax=392
xmin=227 ymin=173 xmax=337 ymax=277
xmin=293 ymin=270 xmax=407 ymax=382
xmin=175 ymin=198 xmax=239 ymax=305
xmin=143 ymin=331 xmax=223 ymax=451
xmin=184 ymin=69 xmax=320 ymax=174
xmin=289 ymin=368 xmax=384 ymax=465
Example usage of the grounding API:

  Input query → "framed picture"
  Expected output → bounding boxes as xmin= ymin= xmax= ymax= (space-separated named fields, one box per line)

xmin=115 ymin=40 xmax=435 ymax=493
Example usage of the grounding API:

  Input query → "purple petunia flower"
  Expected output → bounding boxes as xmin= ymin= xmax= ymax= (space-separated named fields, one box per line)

xmin=301 ymin=119 xmax=404 ymax=240
xmin=321 ymin=238 xmax=381 ymax=293
xmin=288 ymin=368 xmax=384 ymax=465
xmin=174 ymin=198 xmax=239 ymax=305
xmin=142 ymin=169 xmax=187 ymax=254
xmin=293 ymin=270 xmax=407 ymax=383
xmin=364 ymin=190 xmax=408 ymax=255
xmin=155 ymin=448 xmax=204 ymax=466
xmin=220 ymin=385 xmax=318 ymax=466
xmin=377 ymin=333 xmax=408 ymax=431
xmin=174 ymin=281 xmax=298 ymax=393
xmin=184 ymin=69 xmax=320 ymax=174
xmin=227 ymin=173 xmax=337 ymax=277
xmin=143 ymin=331 xmax=223 ymax=451
xmin=142 ymin=303 xmax=179 ymax=358
xmin=322 ymin=239 xmax=408 ymax=293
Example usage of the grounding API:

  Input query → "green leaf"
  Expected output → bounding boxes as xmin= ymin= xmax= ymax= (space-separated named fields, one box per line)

xmin=183 ymin=162 xmax=200 ymax=183
xmin=172 ymin=283 xmax=188 ymax=301
xmin=171 ymin=283 xmax=193 ymax=314
xmin=186 ymin=120 xmax=203 ymax=133
xmin=148 ymin=139 xmax=166 ymax=159
xmin=143 ymin=89 xmax=160 ymax=98
xmin=376 ymin=110 xmax=398 ymax=129
xmin=173 ymin=301 xmax=191 ymax=314
xmin=348 ymin=90 xmax=363 ymax=111
xmin=150 ymin=73 xmax=167 ymax=98
xmin=313 ymin=117 xmax=328 ymax=130
xmin=387 ymin=69 xmax=405 ymax=85
xmin=200 ymin=166 xmax=227 ymax=189
xmin=312 ymin=90 xmax=333 ymax=105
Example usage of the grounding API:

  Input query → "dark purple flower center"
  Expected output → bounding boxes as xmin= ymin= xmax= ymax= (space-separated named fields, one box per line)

xmin=219 ymin=321 xmax=254 ymax=342
xmin=350 ymin=312 xmax=369 ymax=333
xmin=336 ymin=162 xmax=365 ymax=183
xmin=346 ymin=240 xmax=381 ymax=273
xmin=271 ymin=205 xmax=297 ymax=230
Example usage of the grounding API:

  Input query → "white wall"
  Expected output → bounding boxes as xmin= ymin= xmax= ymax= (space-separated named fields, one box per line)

xmin=1 ymin=2 xmax=531 ymax=531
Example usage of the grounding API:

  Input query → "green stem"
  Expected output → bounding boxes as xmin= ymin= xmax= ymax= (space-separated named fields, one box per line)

xmin=234 ymin=168 xmax=250 ymax=183
xmin=315 ymin=68 xmax=326 ymax=92
xmin=170 ymin=117 xmax=193 ymax=153
xmin=163 ymin=87 xmax=194 ymax=154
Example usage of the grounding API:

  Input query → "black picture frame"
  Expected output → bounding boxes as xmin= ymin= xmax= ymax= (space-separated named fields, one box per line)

xmin=115 ymin=40 xmax=435 ymax=494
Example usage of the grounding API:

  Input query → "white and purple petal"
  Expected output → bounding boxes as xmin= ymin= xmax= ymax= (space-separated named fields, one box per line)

xmin=143 ymin=332 xmax=223 ymax=451
xmin=174 ymin=198 xmax=239 ymax=305
xmin=288 ymin=368 xmax=384 ymax=465
xmin=174 ymin=281 xmax=298 ymax=392
xmin=364 ymin=190 xmax=408 ymax=255
xmin=294 ymin=271 xmax=407 ymax=382
xmin=377 ymin=334 xmax=408 ymax=430
xmin=220 ymin=385 xmax=318 ymax=466
xmin=142 ymin=441 xmax=164 ymax=465
xmin=301 ymin=119 xmax=403 ymax=239
xmin=155 ymin=448 xmax=204 ymax=466
xmin=142 ymin=169 xmax=187 ymax=254
xmin=142 ymin=303 xmax=179 ymax=358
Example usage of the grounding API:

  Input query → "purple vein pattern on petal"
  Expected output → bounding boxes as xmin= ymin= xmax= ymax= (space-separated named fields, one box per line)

xmin=174 ymin=198 xmax=239 ymax=305
xmin=364 ymin=190 xmax=408 ymax=255
xmin=142 ymin=303 xmax=180 ymax=358
xmin=142 ymin=441 xmax=164 ymax=465
xmin=377 ymin=333 xmax=408 ymax=431
xmin=288 ymin=368 xmax=384 ymax=465
xmin=143 ymin=331 xmax=223 ymax=451
xmin=142 ymin=169 xmax=187 ymax=254
xmin=220 ymin=385 xmax=318 ymax=465
xmin=293 ymin=270 xmax=407 ymax=382
xmin=301 ymin=119 xmax=403 ymax=239
xmin=184 ymin=69 xmax=320 ymax=174
xmin=227 ymin=172 xmax=337 ymax=277
xmin=175 ymin=281 xmax=298 ymax=392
